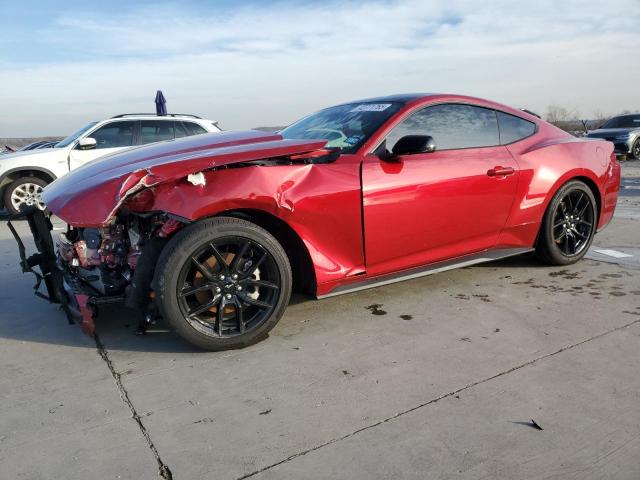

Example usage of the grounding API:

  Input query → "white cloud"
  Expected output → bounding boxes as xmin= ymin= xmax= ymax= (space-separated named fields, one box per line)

xmin=1 ymin=0 xmax=638 ymax=136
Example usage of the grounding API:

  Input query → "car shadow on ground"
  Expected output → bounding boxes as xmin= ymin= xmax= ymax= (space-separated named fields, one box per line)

xmin=0 ymin=287 xmax=314 ymax=353
xmin=474 ymin=252 xmax=540 ymax=269
xmin=92 ymin=292 xmax=313 ymax=353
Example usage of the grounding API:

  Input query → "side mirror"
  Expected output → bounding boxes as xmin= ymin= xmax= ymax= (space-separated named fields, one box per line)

xmin=77 ymin=137 xmax=97 ymax=150
xmin=391 ymin=135 xmax=436 ymax=156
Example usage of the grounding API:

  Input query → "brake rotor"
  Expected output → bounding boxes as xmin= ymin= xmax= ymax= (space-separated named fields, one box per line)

xmin=193 ymin=253 xmax=235 ymax=315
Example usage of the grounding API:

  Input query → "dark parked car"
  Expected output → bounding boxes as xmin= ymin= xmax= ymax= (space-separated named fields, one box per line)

xmin=33 ymin=141 xmax=59 ymax=150
xmin=586 ymin=113 xmax=640 ymax=158
xmin=16 ymin=141 xmax=52 ymax=151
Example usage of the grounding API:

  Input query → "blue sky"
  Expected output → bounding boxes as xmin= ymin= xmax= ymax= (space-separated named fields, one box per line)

xmin=1 ymin=0 xmax=271 ymax=63
xmin=1 ymin=0 xmax=638 ymax=136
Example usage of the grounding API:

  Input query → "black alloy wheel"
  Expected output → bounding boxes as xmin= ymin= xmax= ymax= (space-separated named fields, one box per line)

xmin=550 ymin=189 xmax=595 ymax=257
xmin=156 ymin=217 xmax=292 ymax=350
xmin=177 ymin=237 xmax=280 ymax=337
xmin=536 ymin=180 xmax=597 ymax=265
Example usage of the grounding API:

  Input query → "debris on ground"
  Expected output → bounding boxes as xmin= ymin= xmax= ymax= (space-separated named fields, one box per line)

xmin=365 ymin=304 xmax=387 ymax=315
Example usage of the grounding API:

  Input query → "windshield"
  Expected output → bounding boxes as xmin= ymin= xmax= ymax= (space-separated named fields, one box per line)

xmin=601 ymin=115 xmax=640 ymax=129
xmin=55 ymin=122 xmax=98 ymax=148
xmin=280 ymin=102 xmax=403 ymax=153
xmin=17 ymin=141 xmax=45 ymax=151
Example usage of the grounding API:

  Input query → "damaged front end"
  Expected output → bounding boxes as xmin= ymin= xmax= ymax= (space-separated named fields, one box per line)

xmin=5 ymin=131 xmax=330 ymax=337
xmin=6 ymin=206 xmax=185 ymax=336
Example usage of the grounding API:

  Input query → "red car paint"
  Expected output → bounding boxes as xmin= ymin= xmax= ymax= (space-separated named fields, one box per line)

xmin=75 ymin=294 xmax=96 ymax=336
xmin=42 ymin=94 xmax=620 ymax=297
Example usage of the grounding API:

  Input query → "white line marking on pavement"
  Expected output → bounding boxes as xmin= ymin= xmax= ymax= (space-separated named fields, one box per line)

xmin=593 ymin=249 xmax=633 ymax=258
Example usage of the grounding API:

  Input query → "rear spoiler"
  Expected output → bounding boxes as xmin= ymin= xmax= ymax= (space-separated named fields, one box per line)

xmin=520 ymin=109 xmax=541 ymax=119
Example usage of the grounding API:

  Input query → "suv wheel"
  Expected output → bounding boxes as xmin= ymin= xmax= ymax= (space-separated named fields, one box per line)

xmin=4 ymin=177 xmax=48 ymax=214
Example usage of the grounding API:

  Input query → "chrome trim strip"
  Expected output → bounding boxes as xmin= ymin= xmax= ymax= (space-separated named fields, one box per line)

xmin=317 ymin=248 xmax=534 ymax=299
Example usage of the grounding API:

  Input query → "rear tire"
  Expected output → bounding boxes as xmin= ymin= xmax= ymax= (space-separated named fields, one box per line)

xmin=155 ymin=216 xmax=292 ymax=351
xmin=4 ymin=176 xmax=48 ymax=215
xmin=535 ymin=180 xmax=597 ymax=266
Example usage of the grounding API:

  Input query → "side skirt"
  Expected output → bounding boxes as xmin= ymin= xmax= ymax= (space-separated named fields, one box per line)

xmin=317 ymin=247 xmax=534 ymax=299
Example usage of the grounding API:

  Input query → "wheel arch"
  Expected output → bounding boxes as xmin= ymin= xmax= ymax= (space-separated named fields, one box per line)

xmin=533 ymin=173 xmax=602 ymax=248
xmin=215 ymin=208 xmax=317 ymax=295
xmin=542 ymin=171 xmax=602 ymax=225
xmin=0 ymin=167 xmax=57 ymax=208
xmin=0 ymin=166 xmax=57 ymax=185
xmin=571 ymin=175 xmax=602 ymax=222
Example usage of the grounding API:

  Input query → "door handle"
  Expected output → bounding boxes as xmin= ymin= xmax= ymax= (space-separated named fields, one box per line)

xmin=487 ymin=166 xmax=515 ymax=177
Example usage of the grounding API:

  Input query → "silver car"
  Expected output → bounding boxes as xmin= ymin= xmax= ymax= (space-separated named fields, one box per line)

xmin=586 ymin=113 xmax=640 ymax=159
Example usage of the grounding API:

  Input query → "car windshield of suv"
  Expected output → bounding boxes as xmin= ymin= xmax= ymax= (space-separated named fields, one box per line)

xmin=55 ymin=122 xmax=99 ymax=148
xmin=600 ymin=115 xmax=640 ymax=129
xmin=280 ymin=102 xmax=403 ymax=153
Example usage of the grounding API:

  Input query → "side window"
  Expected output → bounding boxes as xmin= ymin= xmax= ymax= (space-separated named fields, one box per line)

xmin=139 ymin=120 xmax=175 ymax=145
xmin=182 ymin=122 xmax=207 ymax=136
xmin=385 ymin=104 xmax=499 ymax=152
xmin=175 ymin=122 xmax=188 ymax=139
xmin=496 ymin=112 xmax=536 ymax=144
xmin=90 ymin=121 xmax=135 ymax=149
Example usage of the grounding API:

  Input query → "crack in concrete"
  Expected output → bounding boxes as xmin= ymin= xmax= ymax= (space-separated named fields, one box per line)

xmin=94 ymin=334 xmax=173 ymax=480
xmin=237 ymin=318 xmax=640 ymax=479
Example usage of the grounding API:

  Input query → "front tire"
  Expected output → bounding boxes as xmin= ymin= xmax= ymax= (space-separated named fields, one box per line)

xmin=4 ymin=176 xmax=48 ymax=215
xmin=632 ymin=139 xmax=640 ymax=159
xmin=155 ymin=217 xmax=292 ymax=351
xmin=535 ymin=180 xmax=597 ymax=265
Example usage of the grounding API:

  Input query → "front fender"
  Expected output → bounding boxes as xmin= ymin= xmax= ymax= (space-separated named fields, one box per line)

xmin=149 ymin=160 xmax=366 ymax=287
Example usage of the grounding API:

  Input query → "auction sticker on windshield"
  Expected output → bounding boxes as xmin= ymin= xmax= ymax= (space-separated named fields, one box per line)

xmin=350 ymin=103 xmax=392 ymax=112
xmin=345 ymin=135 xmax=363 ymax=145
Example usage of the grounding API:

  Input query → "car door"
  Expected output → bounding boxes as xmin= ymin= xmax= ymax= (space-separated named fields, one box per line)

xmin=69 ymin=120 xmax=136 ymax=170
xmin=361 ymin=103 xmax=519 ymax=276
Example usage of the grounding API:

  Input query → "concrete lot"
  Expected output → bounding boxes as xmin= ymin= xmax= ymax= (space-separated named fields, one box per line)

xmin=1 ymin=162 xmax=639 ymax=479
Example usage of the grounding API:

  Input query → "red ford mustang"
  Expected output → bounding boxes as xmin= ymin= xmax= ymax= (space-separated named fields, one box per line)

xmin=8 ymin=93 xmax=620 ymax=350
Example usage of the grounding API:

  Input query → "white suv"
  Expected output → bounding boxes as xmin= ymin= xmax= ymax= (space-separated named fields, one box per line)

xmin=0 ymin=114 xmax=221 ymax=214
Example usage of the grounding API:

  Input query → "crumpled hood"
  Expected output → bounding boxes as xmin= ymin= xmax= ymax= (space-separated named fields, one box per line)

xmin=43 ymin=130 xmax=327 ymax=226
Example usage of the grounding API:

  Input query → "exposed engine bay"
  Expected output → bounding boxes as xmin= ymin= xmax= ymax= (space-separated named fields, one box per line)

xmin=55 ymin=211 xmax=184 ymax=332
xmin=5 ymin=205 xmax=187 ymax=336
xmin=58 ymin=213 xmax=178 ymax=294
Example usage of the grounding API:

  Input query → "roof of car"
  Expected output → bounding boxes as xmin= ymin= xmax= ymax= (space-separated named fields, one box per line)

xmin=341 ymin=93 xmax=436 ymax=104
xmin=328 ymin=93 xmax=543 ymax=125
xmin=110 ymin=113 xmax=204 ymax=119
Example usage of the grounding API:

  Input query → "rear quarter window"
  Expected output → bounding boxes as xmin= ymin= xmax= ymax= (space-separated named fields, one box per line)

xmin=182 ymin=122 xmax=208 ymax=136
xmin=497 ymin=111 xmax=536 ymax=144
